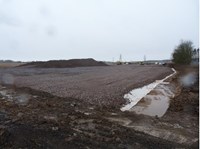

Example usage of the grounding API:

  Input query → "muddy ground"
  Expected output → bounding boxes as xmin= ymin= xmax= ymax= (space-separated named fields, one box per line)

xmin=0 ymin=64 xmax=198 ymax=148
xmin=0 ymin=65 xmax=172 ymax=107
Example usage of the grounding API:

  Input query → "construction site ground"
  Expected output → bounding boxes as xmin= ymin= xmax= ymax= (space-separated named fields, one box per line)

xmin=0 ymin=64 xmax=198 ymax=149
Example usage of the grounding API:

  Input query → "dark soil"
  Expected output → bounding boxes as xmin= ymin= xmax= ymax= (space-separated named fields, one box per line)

xmin=18 ymin=58 xmax=107 ymax=68
xmin=168 ymin=65 xmax=199 ymax=113
xmin=0 ymin=86 xmax=184 ymax=149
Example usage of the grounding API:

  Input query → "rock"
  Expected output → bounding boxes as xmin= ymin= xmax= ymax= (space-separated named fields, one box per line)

xmin=70 ymin=103 xmax=76 ymax=107
xmin=116 ymin=137 xmax=121 ymax=142
xmin=65 ymin=137 xmax=73 ymax=142
xmin=174 ymin=124 xmax=183 ymax=129
xmin=84 ymin=112 xmax=91 ymax=115
xmin=17 ymin=112 xmax=23 ymax=117
xmin=111 ymin=113 xmax=117 ymax=116
xmin=44 ymin=115 xmax=58 ymax=122
xmin=52 ymin=127 xmax=59 ymax=131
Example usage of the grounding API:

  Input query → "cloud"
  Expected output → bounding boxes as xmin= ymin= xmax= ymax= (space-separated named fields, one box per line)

xmin=0 ymin=0 xmax=13 ymax=4
xmin=39 ymin=6 xmax=50 ymax=17
xmin=46 ymin=25 xmax=56 ymax=36
xmin=0 ymin=0 xmax=198 ymax=61
xmin=0 ymin=12 xmax=20 ymax=26
xmin=10 ymin=40 xmax=20 ymax=50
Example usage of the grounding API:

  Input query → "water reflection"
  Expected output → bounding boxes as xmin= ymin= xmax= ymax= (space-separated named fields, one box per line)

xmin=121 ymin=68 xmax=176 ymax=117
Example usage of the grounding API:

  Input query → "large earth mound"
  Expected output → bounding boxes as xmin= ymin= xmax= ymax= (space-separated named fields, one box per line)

xmin=19 ymin=58 xmax=107 ymax=68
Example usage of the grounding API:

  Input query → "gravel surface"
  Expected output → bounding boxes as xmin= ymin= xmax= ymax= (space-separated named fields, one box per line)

xmin=0 ymin=64 xmax=172 ymax=107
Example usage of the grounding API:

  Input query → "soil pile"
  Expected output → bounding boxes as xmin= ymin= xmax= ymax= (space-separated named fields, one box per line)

xmin=19 ymin=58 xmax=107 ymax=68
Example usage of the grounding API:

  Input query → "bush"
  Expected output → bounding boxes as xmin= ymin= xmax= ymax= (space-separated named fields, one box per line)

xmin=172 ymin=40 xmax=193 ymax=64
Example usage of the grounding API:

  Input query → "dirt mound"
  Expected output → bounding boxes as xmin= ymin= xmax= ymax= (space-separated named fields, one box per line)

xmin=19 ymin=58 xmax=107 ymax=68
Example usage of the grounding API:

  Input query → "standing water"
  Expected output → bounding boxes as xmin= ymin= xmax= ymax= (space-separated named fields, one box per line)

xmin=121 ymin=68 xmax=176 ymax=117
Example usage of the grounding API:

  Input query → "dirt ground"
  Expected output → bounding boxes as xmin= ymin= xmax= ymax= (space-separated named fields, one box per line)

xmin=0 ymin=64 xmax=172 ymax=107
xmin=0 ymin=64 xmax=198 ymax=148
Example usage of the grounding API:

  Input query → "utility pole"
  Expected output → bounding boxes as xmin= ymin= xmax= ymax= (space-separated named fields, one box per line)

xmin=112 ymin=57 xmax=115 ymax=62
xmin=119 ymin=54 xmax=122 ymax=62
xmin=144 ymin=55 xmax=146 ymax=62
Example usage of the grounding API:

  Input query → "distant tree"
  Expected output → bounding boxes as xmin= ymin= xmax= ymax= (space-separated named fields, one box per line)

xmin=172 ymin=40 xmax=193 ymax=64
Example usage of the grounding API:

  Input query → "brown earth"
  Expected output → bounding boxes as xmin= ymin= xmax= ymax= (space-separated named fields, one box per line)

xmin=0 ymin=64 xmax=198 ymax=148
xmin=0 ymin=64 xmax=172 ymax=107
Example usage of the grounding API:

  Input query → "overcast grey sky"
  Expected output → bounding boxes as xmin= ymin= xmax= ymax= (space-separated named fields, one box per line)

xmin=0 ymin=0 xmax=199 ymax=61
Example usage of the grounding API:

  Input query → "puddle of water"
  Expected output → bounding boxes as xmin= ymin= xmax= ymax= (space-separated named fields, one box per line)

xmin=15 ymin=94 xmax=30 ymax=105
xmin=0 ymin=90 xmax=14 ymax=101
xmin=0 ymin=90 xmax=7 ymax=97
xmin=130 ymin=94 xmax=170 ymax=117
xmin=0 ymin=86 xmax=30 ymax=105
xmin=121 ymin=68 xmax=176 ymax=112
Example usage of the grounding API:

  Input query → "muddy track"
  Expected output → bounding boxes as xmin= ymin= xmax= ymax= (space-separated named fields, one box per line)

xmin=0 ymin=86 xmax=184 ymax=149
